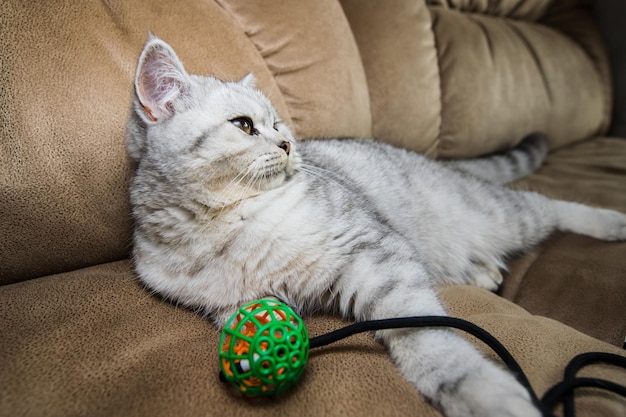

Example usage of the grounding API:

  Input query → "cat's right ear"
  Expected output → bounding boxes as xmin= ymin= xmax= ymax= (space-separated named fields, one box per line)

xmin=133 ymin=35 xmax=191 ymax=124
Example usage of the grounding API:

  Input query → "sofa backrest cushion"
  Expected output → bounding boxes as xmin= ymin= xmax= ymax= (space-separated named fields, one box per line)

xmin=343 ymin=0 xmax=611 ymax=158
xmin=216 ymin=0 xmax=371 ymax=140
xmin=0 ymin=0 xmax=370 ymax=284
xmin=341 ymin=0 xmax=443 ymax=156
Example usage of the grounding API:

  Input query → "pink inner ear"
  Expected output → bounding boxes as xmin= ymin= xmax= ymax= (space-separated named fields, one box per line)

xmin=136 ymin=42 xmax=189 ymax=122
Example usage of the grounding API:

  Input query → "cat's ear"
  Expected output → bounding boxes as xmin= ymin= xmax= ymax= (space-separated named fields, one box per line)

xmin=239 ymin=72 xmax=257 ymax=89
xmin=134 ymin=35 xmax=191 ymax=123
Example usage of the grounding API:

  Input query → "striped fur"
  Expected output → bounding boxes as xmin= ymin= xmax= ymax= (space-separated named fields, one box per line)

xmin=127 ymin=37 xmax=626 ymax=417
xmin=443 ymin=133 xmax=548 ymax=184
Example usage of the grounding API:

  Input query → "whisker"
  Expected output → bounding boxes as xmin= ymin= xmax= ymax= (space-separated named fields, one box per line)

xmin=205 ymin=62 xmax=230 ymax=82
xmin=232 ymin=166 xmax=262 ymax=213
xmin=299 ymin=163 xmax=345 ymax=187
xmin=221 ymin=168 xmax=250 ymax=197
xmin=217 ymin=164 xmax=256 ymax=215
xmin=235 ymin=176 xmax=262 ymax=215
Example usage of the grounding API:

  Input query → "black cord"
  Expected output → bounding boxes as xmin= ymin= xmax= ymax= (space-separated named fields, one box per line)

xmin=541 ymin=352 xmax=626 ymax=417
xmin=308 ymin=316 xmax=626 ymax=417
xmin=309 ymin=316 xmax=533 ymax=390
xmin=220 ymin=314 xmax=626 ymax=416
xmin=309 ymin=316 xmax=548 ymax=416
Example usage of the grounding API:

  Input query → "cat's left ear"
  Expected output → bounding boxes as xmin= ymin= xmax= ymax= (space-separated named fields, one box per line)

xmin=239 ymin=72 xmax=257 ymax=89
xmin=133 ymin=35 xmax=191 ymax=123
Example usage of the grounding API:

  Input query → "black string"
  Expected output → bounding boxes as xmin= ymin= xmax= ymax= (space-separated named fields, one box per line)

xmin=220 ymin=315 xmax=626 ymax=416
xmin=308 ymin=316 xmax=626 ymax=417
xmin=541 ymin=352 xmax=626 ymax=417
xmin=309 ymin=316 xmax=547 ymax=416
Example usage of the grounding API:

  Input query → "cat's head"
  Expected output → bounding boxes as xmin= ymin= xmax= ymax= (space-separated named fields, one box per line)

xmin=126 ymin=35 xmax=298 ymax=209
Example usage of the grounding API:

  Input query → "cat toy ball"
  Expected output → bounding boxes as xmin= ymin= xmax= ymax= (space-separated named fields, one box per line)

xmin=218 ymin=299 xmax=309 ymax=396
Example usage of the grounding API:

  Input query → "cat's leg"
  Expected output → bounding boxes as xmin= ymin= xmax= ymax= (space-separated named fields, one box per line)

xmin=367 ymin=283 xmax=540 ymax=417
xmin=554 ymin=200 xmax=626 ymax=241
xmin=463 ymin=189 xmax=626 ymax=280
xmin=456 ymin=191 xmax=626 ymax=293
xmin=496 ymin=192 xmax=626 ymax=246
xmin=339 ymin=251 xmax=541 ymax=417
xmin=384 ymin=328 xmax=540 ymax=417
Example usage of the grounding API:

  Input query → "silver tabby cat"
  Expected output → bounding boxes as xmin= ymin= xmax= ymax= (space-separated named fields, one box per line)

xmin=126 ymin=36 xmax=626 ymax=417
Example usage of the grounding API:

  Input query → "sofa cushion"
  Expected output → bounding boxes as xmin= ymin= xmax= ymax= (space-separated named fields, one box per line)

xmin=341 ymin=0 xmax=441 ymax=155
xmin=1 ymin=261 xmax=624 ymax=417
xmin=0 ymin=0 xmax=272 ymax=283
xmin=440 ymin=285 xmax=626 ymax=417
xmin=217 ymin=0 xmax=372 ymax=140
xmin=0 ymin=0 xmax=370 ymax=284
xmin=0 ymin=261 xmax=434 ymax=417
xmin=343 ymin=0 xmax=611 ymax=158
xmin=432 ymin=6 xmax=608 ymax=157
xmin=503 ymin=137 xmax=626 ymax=346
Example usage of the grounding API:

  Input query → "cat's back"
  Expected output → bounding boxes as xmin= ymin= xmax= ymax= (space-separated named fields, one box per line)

xmin=297 ymin=139 xmax=453 ymax=209
xmin=295 ymin=139 xmax=498 ymax=252
xmin=299 ymin=139 xmax=433 ymax=187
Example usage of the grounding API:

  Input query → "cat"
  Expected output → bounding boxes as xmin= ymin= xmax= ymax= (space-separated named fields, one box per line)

xmin=126 ymin=36 xmax=626 ymax=417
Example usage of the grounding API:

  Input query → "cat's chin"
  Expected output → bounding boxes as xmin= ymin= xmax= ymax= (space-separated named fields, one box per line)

xmin=257 ymin=170 xmax=290 ymax=192
xmin=255 ymin=157 xmax=298 ymax=192
xmin=207 ymin=171 xmax=292 ymax=211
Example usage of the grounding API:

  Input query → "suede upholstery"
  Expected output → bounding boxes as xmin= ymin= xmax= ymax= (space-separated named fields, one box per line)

xmin=341 ymin=0 xmax=441 ymax=154
xmin=217 ymin=0 xmax=372 ymax=140
xmin=1 ymin=1 xmax=625 ymax=416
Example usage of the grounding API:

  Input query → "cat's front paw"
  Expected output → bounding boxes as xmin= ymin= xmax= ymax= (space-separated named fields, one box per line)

xmin=438 ymin=362 xmax=541 ymax=417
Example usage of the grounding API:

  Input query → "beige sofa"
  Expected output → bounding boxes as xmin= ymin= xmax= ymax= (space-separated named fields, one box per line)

xmin=1 ymin=1 xmax=625 ymax=416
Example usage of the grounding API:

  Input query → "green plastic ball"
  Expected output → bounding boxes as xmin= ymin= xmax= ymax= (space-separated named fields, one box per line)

xmin=219 ymin=299 xmax=309 ymax=396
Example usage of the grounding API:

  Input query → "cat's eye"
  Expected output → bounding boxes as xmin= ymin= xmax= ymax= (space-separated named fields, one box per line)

xmin=230 ymin=117 xmax=256 ymax=135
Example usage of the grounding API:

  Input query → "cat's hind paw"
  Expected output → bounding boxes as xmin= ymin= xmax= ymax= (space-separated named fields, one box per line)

xmin=594 ymin=209 xmax=626 ymax=241
xmin=557 ymin=203 xmax=626 ymax=241
xmin=467 ymin=262 xmax=503 ymax=291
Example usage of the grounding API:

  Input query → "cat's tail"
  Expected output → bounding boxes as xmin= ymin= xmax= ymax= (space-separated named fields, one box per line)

xmin=443 ymin=133 xmax=548 ymax=185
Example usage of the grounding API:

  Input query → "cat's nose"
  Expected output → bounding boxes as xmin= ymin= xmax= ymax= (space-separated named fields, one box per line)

xmin=278 ymin=141 xmax=291 ymax=155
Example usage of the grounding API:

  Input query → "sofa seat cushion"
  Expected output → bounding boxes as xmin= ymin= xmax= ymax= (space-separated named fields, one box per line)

xmin=0 ymin=261 xmax=435 ymax=417
xmin=440 ymin=285 xmax=626 ymax=417
xmin=2 ymin=260 xmax=625 ymax=417
xmin=503 ymin=137 xmax=626 ymax=346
